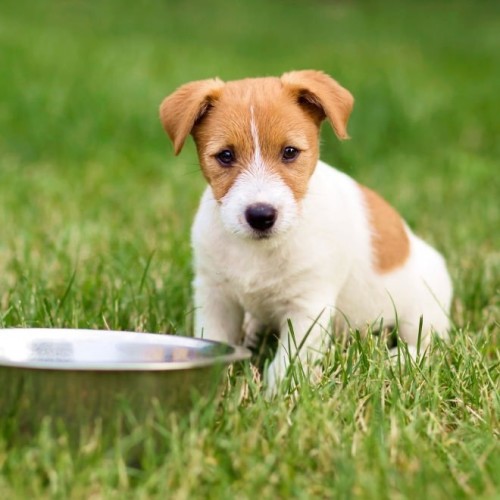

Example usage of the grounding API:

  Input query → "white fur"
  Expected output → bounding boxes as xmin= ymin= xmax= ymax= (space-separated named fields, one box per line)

xmin=192 ymin=160 xmax=452 ymax=395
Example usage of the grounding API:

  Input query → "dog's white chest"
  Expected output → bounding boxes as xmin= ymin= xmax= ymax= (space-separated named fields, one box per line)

xmin=203 ymin=234 xmax=309 ymax=323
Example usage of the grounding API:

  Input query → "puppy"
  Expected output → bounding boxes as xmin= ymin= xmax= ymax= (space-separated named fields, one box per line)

xmin=159 ymin=70 xmax=453 ymax=393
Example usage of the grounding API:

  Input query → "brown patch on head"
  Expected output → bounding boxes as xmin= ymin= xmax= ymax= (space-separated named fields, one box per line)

xmin=189 ymin=76 xmax=324 ymax=201
xmin=359 ymin=185 xmax=410 ymax=273
xmin=159 ymin=70 xmax=354 ymax=201
xmin=159 ymin=78 xmax=225 ymax=155
xmin=281 ymin=70 xmax=354 ymax=140
xmin=191 ymin=80 xmax=262 ymax=200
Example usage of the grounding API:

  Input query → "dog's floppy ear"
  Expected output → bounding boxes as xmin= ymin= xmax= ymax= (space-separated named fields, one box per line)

xmin=281 ymin=70 xmax=354 ymax=140
xmin=159 ymin=78 xmax=225 ymax=155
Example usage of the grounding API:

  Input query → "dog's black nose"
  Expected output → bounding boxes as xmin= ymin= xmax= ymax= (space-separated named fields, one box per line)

xmin=245 ymin=203 xmax=277 ymax=231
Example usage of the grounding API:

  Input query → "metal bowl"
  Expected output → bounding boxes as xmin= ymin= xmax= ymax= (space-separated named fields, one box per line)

xmin=0 ymin=328 xmax=250 ymax=447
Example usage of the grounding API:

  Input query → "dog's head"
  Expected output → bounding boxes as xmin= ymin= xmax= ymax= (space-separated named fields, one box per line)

xmin=160 ymin=70 xmax=354 ymax=239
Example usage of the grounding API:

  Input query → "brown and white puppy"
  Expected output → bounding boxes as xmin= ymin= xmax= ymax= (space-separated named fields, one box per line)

xmin=160 ymin=70 xmax=452 ymax=394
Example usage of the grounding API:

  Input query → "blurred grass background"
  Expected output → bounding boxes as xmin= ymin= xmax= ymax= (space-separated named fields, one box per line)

xmin=0 ymin=0 xmax=498 ymax=497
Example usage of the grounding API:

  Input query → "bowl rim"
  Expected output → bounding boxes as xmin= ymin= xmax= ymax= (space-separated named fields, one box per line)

xmin=0 ymin=328 xmax=251 ymax=371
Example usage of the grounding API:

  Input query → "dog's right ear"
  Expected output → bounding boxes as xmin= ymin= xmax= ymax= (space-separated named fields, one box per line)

xmin=159 ymin=78 xmax=225 ymax=155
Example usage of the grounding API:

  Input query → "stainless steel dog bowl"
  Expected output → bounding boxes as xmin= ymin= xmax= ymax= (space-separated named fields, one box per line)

xmin=0 ymin=329 xmax=250 ymax=446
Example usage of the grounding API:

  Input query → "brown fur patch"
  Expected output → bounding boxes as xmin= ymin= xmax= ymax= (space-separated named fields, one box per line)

xmin=359 ymin=185 xmax=410 ymax=273
xmin=160 ymin=71 xmax=354 ymax=201
xmin=160 ymin=78 xmax=225 ymax=155
xmin=193 ymin=77 xmax=322 ymax=201
xmin=281 ymin=70 xmax=354 ymax=140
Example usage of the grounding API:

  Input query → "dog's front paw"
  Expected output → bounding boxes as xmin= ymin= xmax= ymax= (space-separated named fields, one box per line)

xmin=242 ymin=313 xmax=262 ymax=350
xmin=265 ymin=351 xmax=325 ymax=400
xmin=264 ymin=354 xmax=289 ymax=399
xmin=389 ymin=344 xmax=419 ymax=362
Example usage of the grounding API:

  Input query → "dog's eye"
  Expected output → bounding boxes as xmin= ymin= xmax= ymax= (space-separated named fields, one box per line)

xmin=216 ymin=149 xmax=235 ymax=166
xmin=282 ymin=146 xmax=300 ymax=163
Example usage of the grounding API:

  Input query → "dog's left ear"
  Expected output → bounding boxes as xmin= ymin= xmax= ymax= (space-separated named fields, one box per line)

xmin=281 ymin=70 xmax=354 ymax=140
xmin=159 ymin=78 xmax=225 ymax=155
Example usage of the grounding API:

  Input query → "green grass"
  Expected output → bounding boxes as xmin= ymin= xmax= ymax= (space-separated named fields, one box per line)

xmin=0 ymin=0 xmax=499 ymax=497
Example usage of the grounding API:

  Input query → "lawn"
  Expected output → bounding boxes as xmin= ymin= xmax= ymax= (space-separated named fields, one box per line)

xmin=0 ymin=0 xmax=498 ymax=497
